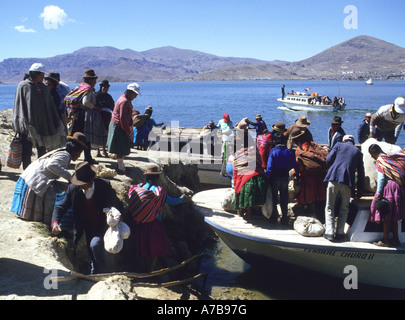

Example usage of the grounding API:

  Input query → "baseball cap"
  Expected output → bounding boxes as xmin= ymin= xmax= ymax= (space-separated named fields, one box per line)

xmin=29 ymin=63 xmax=46 ymax=73
xmin=127 ymin=83 xmax=141 ymax=95
xmin=394 ymin=97 xmax=405 ymax=114
xmin=343 ymin=135 xmax=355 ymax=143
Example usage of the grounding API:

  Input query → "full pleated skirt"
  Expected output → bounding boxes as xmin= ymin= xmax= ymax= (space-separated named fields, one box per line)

xmin=107 ymin=122 xmax=131 ymax=156
xmin=83 ymin=109 xmax=107 ymax=148
xmin=234 ymin=175 xmax=266 ymax=210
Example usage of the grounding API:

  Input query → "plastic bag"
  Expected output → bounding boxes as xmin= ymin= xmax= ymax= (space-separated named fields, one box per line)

xmin=119 ymin=221 xmax=131 ymax=240
xmin=103 ymin=207 xmax=126 ymax=254
xmin=104 ymin=207 xmax=121 ymax=227
xmin=104 ymin=225 xmax=123 ymax=254
xmin=261 ymin=185 xmax=273 ymax=219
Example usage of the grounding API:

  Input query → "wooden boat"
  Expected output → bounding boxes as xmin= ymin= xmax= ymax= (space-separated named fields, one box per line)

xmin=278 ymin=93 xmax=346 ymax=112
xmin=192 ymin=188 xmax=405 ymax=289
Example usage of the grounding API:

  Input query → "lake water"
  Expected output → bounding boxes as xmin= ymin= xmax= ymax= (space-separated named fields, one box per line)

xmin=2 ymin=80 xmax=405 ymax=147
xmin=2 ymin=80 xmax=405 ymax=299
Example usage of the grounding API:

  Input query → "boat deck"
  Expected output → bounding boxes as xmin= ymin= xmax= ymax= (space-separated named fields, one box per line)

xmin=192 ymin=188 xmax=404 ymax=252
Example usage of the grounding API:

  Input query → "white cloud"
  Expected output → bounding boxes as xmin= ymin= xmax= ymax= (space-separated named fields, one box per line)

xmin=14 ymin=25 xmax=36 ymax=33
xmin=39 ymin=5 xmax=69 ymax=30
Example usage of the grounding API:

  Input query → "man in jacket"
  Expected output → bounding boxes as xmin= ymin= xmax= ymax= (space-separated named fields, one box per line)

xmin=357 ymin=113 xmax=372 ymax=144
xmin=323 ymin=135 xmax=365 ymax=241
xmin=51 ymin=161 xmax=123 ymax=274
xmin=369 ymin=97 xmax=405 ymax=144
xmin=267 ymin=122 xmax=299 ymax=224
xmin=327 ymin=116 xmax=346 ymax=151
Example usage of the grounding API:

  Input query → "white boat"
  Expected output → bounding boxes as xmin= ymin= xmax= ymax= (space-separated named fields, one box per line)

xmin=192 ymin=188 xmax=405 ymax=289
xmin=277 ymin=93 xmax=346 ymax=112
xmin=366 ymin=78 xmax=374 ymax=85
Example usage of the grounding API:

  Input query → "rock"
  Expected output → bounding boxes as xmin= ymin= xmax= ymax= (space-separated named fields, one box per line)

xmin=80 ymin=276 xmax=137 ymax=300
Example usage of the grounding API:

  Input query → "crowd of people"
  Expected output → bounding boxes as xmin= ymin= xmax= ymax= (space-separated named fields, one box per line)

xmin=8 ymin=63 xmax=174 ymax=274
xmin=6 ymin=62 xmax=405 ymax=275
xmin=206 ymin=96 xmax=405 ymax=247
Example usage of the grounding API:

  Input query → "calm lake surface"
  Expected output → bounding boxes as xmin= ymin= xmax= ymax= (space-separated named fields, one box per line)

xmin=2 ymin=80 xmax=405 ymax=299
xmin=2 ymin=80 xmax=405 ymax=146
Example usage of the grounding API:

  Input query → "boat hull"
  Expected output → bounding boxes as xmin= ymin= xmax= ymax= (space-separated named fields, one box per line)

xmin=206 ymin=219 xmax=405 ymax=289
xmin=192 ymin=188 xmax=405 ymax=290
xmin=277 ymin=98 xmax=346 ymax=112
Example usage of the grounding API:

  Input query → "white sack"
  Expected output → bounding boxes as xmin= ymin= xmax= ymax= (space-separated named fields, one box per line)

xmin=361 ymin=138 xmax=402 ymax=193
xmin=294 ymin=216 xmax=325 ymax=237
xmin=104 ymin=225 xmax=123 ymax=254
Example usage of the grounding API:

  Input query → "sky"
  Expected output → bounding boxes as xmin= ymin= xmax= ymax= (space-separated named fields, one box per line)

xmin=0 ymin=0 xmax=404 ymax=63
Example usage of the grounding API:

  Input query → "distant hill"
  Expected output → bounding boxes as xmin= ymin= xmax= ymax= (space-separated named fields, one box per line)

xmin=284 ymin=35 xmax=405 ymax=80
xmin=0 ymin=35 xmax=404 ymax=84
xmin=0 ymin=46 xmax=272 ymax=84
xmin=193 ymin=35 xmax=405 ymax=81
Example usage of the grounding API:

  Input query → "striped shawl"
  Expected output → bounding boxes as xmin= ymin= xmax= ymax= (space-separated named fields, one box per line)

xmin=64 ymin=83 xmax=94 ymax=109
xmin=376 ymin=151 xmax=405 ymax=186
xmin=128 ymin=183 xmax=167 ymax=224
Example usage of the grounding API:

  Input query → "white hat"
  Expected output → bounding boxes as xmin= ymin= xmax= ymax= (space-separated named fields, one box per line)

xmin=29 ymin=63 xmax=46 ymax=73
xmin=394 ymin=97 xmax=405 ymax=114
xmin=343 ymin=135 xmax=355 ymax=143
xmin=127 ymin=83 xmax=141 ymax=95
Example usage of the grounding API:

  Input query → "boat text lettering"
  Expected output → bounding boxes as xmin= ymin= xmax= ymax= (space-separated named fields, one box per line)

xmin=304 ymin=249 xmax=375 ymax=260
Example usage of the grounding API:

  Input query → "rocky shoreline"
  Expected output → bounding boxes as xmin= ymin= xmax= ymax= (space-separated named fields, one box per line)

xmin=0 ymin=109 xmax=216 ymax=300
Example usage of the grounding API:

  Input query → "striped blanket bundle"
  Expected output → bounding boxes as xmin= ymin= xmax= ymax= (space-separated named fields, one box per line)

xmin=6 ymin=137 xmax=23 ymax=169
xmin=63 ymin=83 xmax=93 ymax=109
xmin=376 ymin=150 xmax=405 ymax=186
xmin=128 ymin=184 xmax=167 ymax=224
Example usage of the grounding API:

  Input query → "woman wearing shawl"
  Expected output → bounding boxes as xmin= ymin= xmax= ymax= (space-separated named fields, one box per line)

xmin=369 ymin=144 xmax=405 ymax=247
xmin=233 ymin=128 xmax=266 ymax=220
xmin=107 ymin=83 xmax=140 ymax=172
xmin=133 ymin=106 xmax=165 ymax=150
xmin=256 ymin=129 xmax=274 ymax=169
xmin=65 ymin=69 xmax=104 ymax=165
xmin=291 ymin=128 xmax=328 ymax=221
xmin=13 ymin=63 xmax=66 ymax=169
xmin=10 ymin=133 xmax=88 ymax=224
xmin=126 ymin=165 xmax=187 ymax=272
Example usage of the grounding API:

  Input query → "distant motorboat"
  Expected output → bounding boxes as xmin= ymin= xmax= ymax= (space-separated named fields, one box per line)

xmin=366 ymin=78 xmax=374 ymax=85
xmin=277 ymin=92 xmax=346 ymax=112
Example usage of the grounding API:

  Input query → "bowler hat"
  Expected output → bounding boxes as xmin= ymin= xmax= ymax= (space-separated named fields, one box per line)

xmin=330 ymin=116 xmax=344 ymax=124
xmin=45 ymin=72 xmax=60 ymax=83
xmin=67 ymin=132 xmax=89 ymax=150
xmin=272 ymin=121 xmax=287 ymax=133
xmin=291 ymin=128 xmax=305 ymax=140
xmin=100 ymin=80 xmax=110 ymax=87
xmin=295 ymin=116 xmax=311 ymax=127
xmin=375 ymin=198 xmax=392 ymax=218
xmin=144 ymin=164 xmax=162 ymax=176
xmin=83 ymin=69 xmax=98 ymax=79
xmin=71 ymin=162 xmax=97 ymax=186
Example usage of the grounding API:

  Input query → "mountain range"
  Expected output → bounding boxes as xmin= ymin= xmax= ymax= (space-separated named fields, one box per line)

xmin=0 ymin=35 xmax=404 ymax=84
